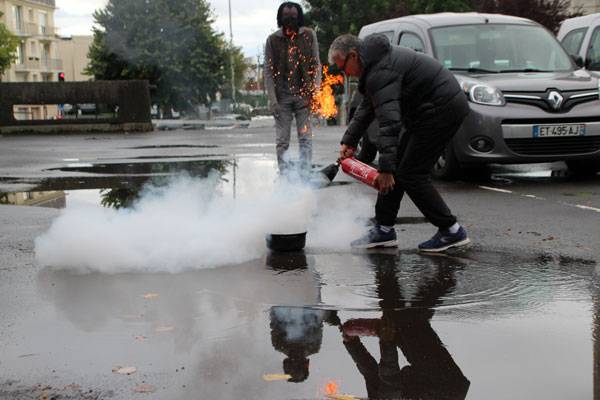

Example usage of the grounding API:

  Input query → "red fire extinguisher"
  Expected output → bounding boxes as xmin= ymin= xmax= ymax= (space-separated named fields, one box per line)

xmin=340 ymin=157 xmax=379 ymax=189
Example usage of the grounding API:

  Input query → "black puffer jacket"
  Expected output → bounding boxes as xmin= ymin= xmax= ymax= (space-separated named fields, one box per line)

xmin=341 ymin=34 xmax=470 ymax=173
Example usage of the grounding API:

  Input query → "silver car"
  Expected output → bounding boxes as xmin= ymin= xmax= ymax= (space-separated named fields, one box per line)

xmin=557 ymin=13 xmax=600 ymax=75
xmin=358 ymin=13 xmax=600 ymax=178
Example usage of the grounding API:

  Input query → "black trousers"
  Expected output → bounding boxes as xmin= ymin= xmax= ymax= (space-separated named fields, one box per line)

xmin=375 ymin=118 xmax=462 ymax=229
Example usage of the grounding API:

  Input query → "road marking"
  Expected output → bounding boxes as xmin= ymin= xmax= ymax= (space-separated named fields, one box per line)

xmin=479 ymin=185 xmax=600 ymax=214
xmin=574 ymin=204 xmax=600 ymax=213
xmin=479 ymin=186 xmax=513 ymax=194
xmin=523 ymin=194 xmax=546 ymax=200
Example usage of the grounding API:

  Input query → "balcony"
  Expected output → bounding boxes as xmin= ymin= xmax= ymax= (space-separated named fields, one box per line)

xmin=41 ymin=58 xmax=62 ymax=70
xmin=14 ymin=59 xmax=41 ymax=71
xmin=39 ymin=25 xmax=57 ymax=38
xmin=14 ymin=22 xmax=38 ymax=37
xmin=29 ymin=0 xmax=56 ymax=7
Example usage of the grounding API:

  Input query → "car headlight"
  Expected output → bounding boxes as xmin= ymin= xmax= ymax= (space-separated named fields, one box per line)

xmin=456 ymin=77 xmax=506 ymax=106
xmin=469 ymin=84 xmax=506 ymax=106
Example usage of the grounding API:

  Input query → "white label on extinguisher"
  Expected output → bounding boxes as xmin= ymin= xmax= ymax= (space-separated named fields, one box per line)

xmin=350 ymin=164 xmax=370 ymax=179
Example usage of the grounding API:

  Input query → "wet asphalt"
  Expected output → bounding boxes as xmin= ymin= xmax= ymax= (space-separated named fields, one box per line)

xmin=1 ymin=122 xmax=599 ymax=399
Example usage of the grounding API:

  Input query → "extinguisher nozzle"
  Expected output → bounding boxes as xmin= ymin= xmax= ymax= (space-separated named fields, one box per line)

xmin=320 ymin=163 xmax=340 ymax=182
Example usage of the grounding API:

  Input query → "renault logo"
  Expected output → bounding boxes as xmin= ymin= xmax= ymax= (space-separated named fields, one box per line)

xmin=547 ymin=90 xmax=564 ymax=110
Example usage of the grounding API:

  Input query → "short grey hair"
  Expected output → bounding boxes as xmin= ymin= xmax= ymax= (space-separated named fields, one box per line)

xmin=328 ymin=34 xmax=361 ymax=65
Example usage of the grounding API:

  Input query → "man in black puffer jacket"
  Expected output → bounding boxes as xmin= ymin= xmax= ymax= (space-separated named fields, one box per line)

xmin=329 ymin=33 xmax=471 ymax=252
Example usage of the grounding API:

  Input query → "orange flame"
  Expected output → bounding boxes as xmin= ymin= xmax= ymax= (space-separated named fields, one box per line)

xmin=312 ymin=66 xmax=344 ymax=119
xmin=325 ymin=381 xmax=339 ymax=395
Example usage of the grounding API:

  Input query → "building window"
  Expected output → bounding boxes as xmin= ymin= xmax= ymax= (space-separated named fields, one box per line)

xmin=42 ymin=43 xmax=50 ymax=66
xmin=13 ymin=6 xmax=23 ymax=32
xmin=31 ymin=41 xmax=37 ymax=58
xmin=39 ymin=12 xmax=48 ymax=35
xmin=17 ymin=43 xmax=25 ymax=64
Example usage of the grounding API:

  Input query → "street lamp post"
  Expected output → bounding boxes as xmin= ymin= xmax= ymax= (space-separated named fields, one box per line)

xmin=228 ymin=0 xmax=236 ymax=105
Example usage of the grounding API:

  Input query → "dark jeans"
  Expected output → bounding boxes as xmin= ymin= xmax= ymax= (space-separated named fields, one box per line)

xmin=375 ymin=118 xmax=461 ymax=229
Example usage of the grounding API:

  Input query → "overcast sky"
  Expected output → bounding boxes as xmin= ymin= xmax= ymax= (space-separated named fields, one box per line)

xmin=54 ymin=0 xmax=281 ymax=58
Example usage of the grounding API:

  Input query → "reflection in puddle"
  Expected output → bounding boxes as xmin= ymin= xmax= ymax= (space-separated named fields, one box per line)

xmin=1 ymin=157 xmax=337 ymax=210
xmin=0 ymin=190 xmax=66 ymax=208
xmin=23 ymin=250 xmax=597 ymax=399
xmin=0 ymin=158 xmax=281 ymax=210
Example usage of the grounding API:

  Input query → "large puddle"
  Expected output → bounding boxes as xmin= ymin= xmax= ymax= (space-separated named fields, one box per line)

xmin=2 ymin=249 xmax=597 ymax=399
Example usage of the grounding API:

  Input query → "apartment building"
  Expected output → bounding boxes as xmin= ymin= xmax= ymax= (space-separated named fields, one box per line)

xmin=0 ymin=0 xmax=61 ymax=119
xmin=0 ymin=0 xmax=62 ymax=83
xmin=571 ymin=0 xmax=600 ymax=14
xmin=57 ymin=35 xmax=92 ymax=82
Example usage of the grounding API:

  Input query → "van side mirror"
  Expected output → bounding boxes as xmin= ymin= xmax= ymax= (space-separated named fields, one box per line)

xmin=571 ymin=54 xmax=584 ymax=68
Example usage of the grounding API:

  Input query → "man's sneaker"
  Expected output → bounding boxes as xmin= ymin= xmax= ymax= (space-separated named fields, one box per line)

xmin=351 ymin=226 xmax=398 ymax=249
xmin=418 ymin=226 xmax=470 ymax=253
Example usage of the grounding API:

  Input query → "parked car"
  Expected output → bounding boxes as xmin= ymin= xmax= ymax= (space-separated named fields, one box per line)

xmin=557 ymin=13 xmax=600 ymax=75
xmin=357 ymin=13 xmax=600 ymax=178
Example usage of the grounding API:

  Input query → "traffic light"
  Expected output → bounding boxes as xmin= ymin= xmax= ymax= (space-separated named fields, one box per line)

xmin=58 ymin=72 xmax=65 ymax=82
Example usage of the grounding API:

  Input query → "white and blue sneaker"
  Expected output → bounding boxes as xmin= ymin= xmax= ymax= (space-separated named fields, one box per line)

xmin=418 ymin=226 xmax=470 ymax=253
xmin=351 ymin=226 xmax=398 ymax=249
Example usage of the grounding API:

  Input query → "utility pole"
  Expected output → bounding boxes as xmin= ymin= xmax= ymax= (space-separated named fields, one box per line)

xmin=228 ymin=0 xmax=236 ymax=105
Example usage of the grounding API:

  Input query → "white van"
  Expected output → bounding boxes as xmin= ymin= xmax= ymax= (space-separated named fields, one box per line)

xmin=557 ymin=13 xmax=600 ymax=74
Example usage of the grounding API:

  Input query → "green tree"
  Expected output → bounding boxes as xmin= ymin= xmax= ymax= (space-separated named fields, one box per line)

xmin=0 ymin=12 xmax=19 ymax=80
xmin=304 ymin=0 xmax=581 ymax=62
xmin=303 ymin=1 xmax=408 ymax=63
xmin=222 ymin=41 xmax=250 ymax=99
xmin=86 ymin=0 xmax=226 ymax=115
xmin=473 ymin=0 xmax=583 ymax=33
xmin=407 ymin=0 xmax=472 ymax=13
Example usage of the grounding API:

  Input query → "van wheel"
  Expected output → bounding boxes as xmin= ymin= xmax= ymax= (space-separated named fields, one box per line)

xmin=432 ymin=144 xmax=461 ymax=180
xmin=566 ymin=159 xmax=600 ymax=177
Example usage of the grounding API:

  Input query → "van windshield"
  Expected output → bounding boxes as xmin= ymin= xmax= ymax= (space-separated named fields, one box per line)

xmin=430 ymin=24 xmax=573 ymax=73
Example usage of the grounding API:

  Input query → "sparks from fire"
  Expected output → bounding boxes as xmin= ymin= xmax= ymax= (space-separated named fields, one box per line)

xmin=267 ymin=30 xmax=344 ymax=121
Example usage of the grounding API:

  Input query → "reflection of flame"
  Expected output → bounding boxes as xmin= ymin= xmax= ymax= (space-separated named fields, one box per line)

xmin=325 ymin=381 xmax=338 ymax=395
xmin=312 ymin=66 xmax=344 ymax=119
xmin=322 ymin=380 xmax=359 ymax=400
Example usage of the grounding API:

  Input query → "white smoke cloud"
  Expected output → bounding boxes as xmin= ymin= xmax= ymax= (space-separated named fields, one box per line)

xmin=35 ymin=172 xmax=372 ymax=274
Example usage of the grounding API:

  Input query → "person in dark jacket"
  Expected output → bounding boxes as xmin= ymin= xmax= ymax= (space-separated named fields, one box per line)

xmin=328 ymin=33 xmax=471 ymax=252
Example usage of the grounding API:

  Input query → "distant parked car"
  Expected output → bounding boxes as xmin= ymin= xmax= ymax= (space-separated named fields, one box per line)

xmin=558 ymin=14 xmax=600 ymax=74
xmin=358 ymin=13 xmax=600 ymax=178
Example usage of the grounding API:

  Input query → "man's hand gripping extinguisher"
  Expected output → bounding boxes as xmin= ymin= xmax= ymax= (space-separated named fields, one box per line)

xmin=320 ymin=157 xmax=380 ymax=189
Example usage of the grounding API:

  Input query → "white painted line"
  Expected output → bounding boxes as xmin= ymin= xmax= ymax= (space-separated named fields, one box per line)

xmin=575 ymin=204 xmax=600 ymax=213
xmin=523 ymin=194 xmax=546 ymax=200
xmin=479 ymin=186 xmax=513 ymax=194
xmin=63 ymin=158 xmax=80 ymax=162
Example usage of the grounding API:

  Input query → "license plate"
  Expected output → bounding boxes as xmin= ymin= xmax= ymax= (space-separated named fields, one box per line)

xmin=533 ymin=124 xmax=586 ymax=138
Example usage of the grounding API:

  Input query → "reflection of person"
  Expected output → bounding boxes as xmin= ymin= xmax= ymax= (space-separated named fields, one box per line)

xmin=340 ymin=253 xmax=470 ymax=399
xmin=329 ymin=33 xmax=471 ymax=251
xmin=264 ymin=2 xmax=321 ymax=174
xmin=270 ymin=307 xmax=324 ymax=383
xmin=270 ymin=307 xmax=338 ymax=382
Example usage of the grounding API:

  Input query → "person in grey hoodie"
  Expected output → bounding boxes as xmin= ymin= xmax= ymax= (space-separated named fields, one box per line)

xmin=329 ymin=33 xmax=471 ymax=252
xmin=264 ymin=2 xmax=321 ymax=174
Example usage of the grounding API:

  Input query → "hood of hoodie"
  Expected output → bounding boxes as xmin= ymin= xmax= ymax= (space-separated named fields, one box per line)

xmin=359 ymin=34 xmax=392 ymax=71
